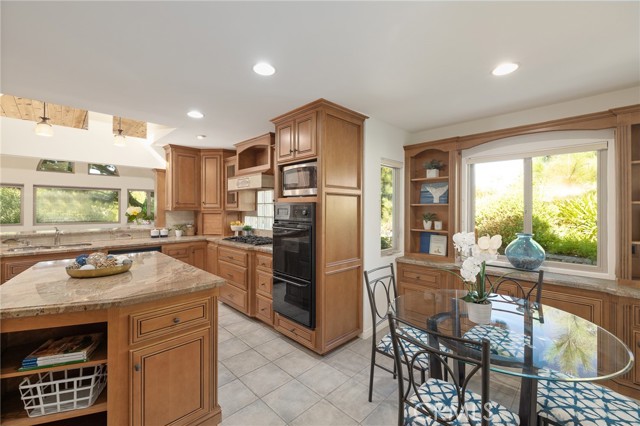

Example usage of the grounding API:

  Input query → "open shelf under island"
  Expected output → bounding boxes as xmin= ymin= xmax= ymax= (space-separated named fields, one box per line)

xmin=0 ymin=252 xmax=225 ymax=426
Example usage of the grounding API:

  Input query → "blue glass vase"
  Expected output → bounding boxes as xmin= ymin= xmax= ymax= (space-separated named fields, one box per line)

xmin=505 ymin=233 xmax=545 ymax=270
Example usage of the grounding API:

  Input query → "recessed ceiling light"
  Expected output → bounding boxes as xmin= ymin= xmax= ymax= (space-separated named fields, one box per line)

xmin=253 ymin=62 xmax=276 ymax=76
xmin=187 ymin=110 xmax=204 ymax=119
xmin=492 ymin=62 xmax=519 ymax=76
xmin=196 ymin=135 xmax=207 ymax=140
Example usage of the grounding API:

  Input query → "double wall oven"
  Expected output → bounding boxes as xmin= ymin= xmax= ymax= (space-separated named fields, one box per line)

xmin=272 ymin=202 xmax=316 ymax=329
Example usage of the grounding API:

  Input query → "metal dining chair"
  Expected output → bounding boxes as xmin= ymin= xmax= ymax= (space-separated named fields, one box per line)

xmin=463 ymin=270 xmax=545 ymax=359
xmin=363 ymin=264 xmax=429 ymax=403
xmin=536 ymin=370 xmax=640 ymax=425
xmin=387 ymin=311 xmax=520 ymax=426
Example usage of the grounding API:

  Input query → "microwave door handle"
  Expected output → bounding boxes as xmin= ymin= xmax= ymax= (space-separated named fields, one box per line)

xmin=275 ymin=276 xmax=309 ymax=288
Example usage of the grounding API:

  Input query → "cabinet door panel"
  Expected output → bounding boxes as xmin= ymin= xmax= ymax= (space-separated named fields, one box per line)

xmin=276 ymin=121 xmax=295 ymax=162
xmin=201 ymin=154 xmax=222 ymax=210
xmin=295 ymin=113 xmax=317 ymax=159
xmin=131 ymin=329 xmax=211 ymax=426
xmin=173 ymin=150 xmax=200 ymax=209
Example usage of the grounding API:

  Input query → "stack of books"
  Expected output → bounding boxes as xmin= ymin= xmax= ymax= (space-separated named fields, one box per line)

xmin=19 ymin=333 xmax=103 ymax=371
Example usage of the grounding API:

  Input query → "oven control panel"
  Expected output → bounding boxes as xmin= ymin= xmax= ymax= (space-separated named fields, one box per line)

xmin=274 ymin=202 xmax=315 ymax=222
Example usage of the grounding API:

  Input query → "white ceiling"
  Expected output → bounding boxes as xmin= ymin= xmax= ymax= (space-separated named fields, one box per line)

xmin=2 ymin=1 xmax=639 ymax=150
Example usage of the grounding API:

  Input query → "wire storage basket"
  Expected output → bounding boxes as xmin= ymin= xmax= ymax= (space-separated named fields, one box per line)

xmin=18 ymin=364 xmax=107 ymax=417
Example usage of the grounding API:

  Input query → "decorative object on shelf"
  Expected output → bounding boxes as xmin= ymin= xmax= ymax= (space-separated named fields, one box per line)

xmin=441 ymin=232 xmax=504 ymax=323
xmin=505 ymin=233 xmax=545 ymax=270
xmin=422 ymin=212 xmax=436 ymax=230
xmin=66 ymin=253 xmax=133 ymax=278
xmin=185 ymin=224 xmax=195 ymax=236
xmin=420 ymin=182 xmax=448 ymax=204
xmin=423 ymin=159 xmax=445 ymax=178
xmin=19 ymin=364 xmax=107 ymax=417
xmin=242 ymin=225 xmax=253 ymax=236
xmin=230 ymin=221 xmax=244 ymax=236
xmin=434 ymin=220 xmax=443 ymax=231
xmin=428 ymin=234 xmax=447 ymax=256
xmin=174 ymin=224 xmax=186 ymax=238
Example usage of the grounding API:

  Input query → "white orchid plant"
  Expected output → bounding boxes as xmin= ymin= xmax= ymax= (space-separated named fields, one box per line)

xmin=452 ymin=231 xmax=502 ymax=304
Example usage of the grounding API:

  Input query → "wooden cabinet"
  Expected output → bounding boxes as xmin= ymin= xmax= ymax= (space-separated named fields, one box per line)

xmin=274 ymin=312 xmax=316 ymax=348
xmin=131 ymin=328 xmax=211 ymax=426
xmin=271 ymin=99 xmax=367 ymax=354
xmin=273 ymin=112 xmax=317 ymax=163
xmin=1 ymin=250 xmax=100 ymax=284
xmin=404 ymin=140 xmax=457 ymax=262
xmin=628 ymin=119 xmax=640 ymax=281
xmin=397 ymin=263 xmax=451 ymax=294
xmin=254 ymin=253 xmax=273 ymax=325
xmin=217 ymin=246 xmax=251 ymax=315
xmin=206 ymin=242 xmax=218 ymax=274
xmin=118 ymin=292 xmax=219 ymax=426
xmin=164 ymin=145 xmax=201 ymax=211
xmin=200 ymin=150 xmax=224 ymax=210
xmin=154 ymin=168 xmax=167 ymax=227
xmin=0 ymin=316 xmax=109 ymax=425
xmin=224 ymin=156 xmax=256 ymax=212
xmin=235 ymin=133 xmax=275 ymax=175
xmin=162 ymin=242 xmax=207 ymax=269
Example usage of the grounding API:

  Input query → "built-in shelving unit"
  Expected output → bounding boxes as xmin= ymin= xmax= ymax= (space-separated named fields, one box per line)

xmin=404 ymin=139 xmax=457 ymax=262
xmin=631 ymin=123 xmax=640 ymax=280
xmin=0 ymin=323 xmax=108 ymax=426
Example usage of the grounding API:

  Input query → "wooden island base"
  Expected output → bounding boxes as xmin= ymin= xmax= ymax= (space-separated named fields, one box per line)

xmin=0 ymin=253 xmax=224 ymax=426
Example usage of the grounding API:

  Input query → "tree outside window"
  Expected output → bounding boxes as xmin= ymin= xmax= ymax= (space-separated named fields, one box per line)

xmin=474 ymin=151 xmax=598 ymax=266
xmin=34 ymin=186 xmax=120 ymax=224
xmin=0 ymin=185 xmax=23 ymax=225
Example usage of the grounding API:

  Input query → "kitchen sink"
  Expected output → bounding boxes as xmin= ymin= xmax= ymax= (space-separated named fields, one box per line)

xmin=6 ymin=243 xmax=92 ymax=252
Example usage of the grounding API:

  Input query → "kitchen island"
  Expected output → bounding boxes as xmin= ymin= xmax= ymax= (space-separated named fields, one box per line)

xmin=0 ymin=251 xmax=225 ymax=426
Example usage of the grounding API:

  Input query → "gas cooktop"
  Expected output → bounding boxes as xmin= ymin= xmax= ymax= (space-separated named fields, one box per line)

xmin=223 ymin=236 xmax=273 ymax=246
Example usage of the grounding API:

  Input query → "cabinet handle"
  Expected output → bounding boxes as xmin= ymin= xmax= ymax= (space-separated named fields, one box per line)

xmin=134 ymin=363 xmax=141 ymax=372
xmin=173 ymin=317 xmax=181 ymax=324
xmin=227 ymin=273 xmax=233 ymax=277
xmin=289 ymin=149 xmax=294 ymax=154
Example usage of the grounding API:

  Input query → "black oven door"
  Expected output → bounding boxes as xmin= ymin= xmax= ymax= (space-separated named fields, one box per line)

xmin=273 ymin=272 xmax=315 ymax=329
xmin=272 ymin=222 xmax=313 ymax=281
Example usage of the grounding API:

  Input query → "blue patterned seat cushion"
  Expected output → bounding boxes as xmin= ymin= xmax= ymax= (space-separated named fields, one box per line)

xmin=404 ymin=378 xmax=520 ymax=425
xmin=462 ymin=324 xmax=527 ymax=359
xmin=537 ymin=378 xmax=640 ymax=426
xmin=377 ymin=326 xmax=431 ymax=369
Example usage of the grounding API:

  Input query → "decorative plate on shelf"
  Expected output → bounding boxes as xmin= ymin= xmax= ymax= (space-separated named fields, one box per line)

xmin=66 ymin=263 xmax=132 ymax=278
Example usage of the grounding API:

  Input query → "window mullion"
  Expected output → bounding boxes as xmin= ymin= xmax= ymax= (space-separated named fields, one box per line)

xmin=523 ymin=158 xmax=533 ymax=233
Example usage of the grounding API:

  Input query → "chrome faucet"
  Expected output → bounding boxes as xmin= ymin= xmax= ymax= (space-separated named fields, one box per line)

xmin=54 ymin=227 xmax=61 ymax=246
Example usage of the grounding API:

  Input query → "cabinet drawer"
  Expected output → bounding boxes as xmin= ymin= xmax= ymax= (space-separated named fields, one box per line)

xmin=218 ymin=247 xmax=248 ymax=267
xmin=399 ymin=265 xmax=447 ymax=289
xmin=255 ymin=294 xmax=273 ymax=325
xmin=256 ymin=254 xmax=272 ymax=270
xmin=130 ymin=299 xmax=210 ymax=344
xmin=256 ymin=270 xmax=273 ymax=296
xmin=274 ymin=313 xmax=316 ymax=349
xmin=220 ymin=284 xmax=248 ymax=314
xmin=218 ymin=261 xmax=248 ymax=289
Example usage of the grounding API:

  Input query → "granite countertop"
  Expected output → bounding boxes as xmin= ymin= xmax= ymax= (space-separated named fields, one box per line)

xmin=397 ymin=256 xmax=640 ymax=299
xmin=0 ymin=251 xmax=226 ymax=319
xmin=0 ymin=235 xmax=272 ymax=257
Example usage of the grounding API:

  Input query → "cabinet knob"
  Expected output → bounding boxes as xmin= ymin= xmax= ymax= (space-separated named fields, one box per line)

xmin=173 ymin=317 xmax=181 ymax=324
xmin=134 ymin=363 xmax=141 ymax=372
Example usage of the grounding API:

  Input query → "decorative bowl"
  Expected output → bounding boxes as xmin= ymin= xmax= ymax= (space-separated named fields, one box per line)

xmin=230 ymin=225 xmax=244 ymax=232
xmin=66 ymin=263 xmax=132 ymax=278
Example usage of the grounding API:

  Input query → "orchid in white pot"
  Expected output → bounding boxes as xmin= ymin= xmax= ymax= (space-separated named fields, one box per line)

xmin=452 ymin=232 xmax=502 ymax=304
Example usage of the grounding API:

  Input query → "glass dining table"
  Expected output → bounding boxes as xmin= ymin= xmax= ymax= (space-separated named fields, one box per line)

xmin=392 ymin=289 xmax=634 ymax=426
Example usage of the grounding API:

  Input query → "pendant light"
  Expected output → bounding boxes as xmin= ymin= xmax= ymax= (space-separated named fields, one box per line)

xmin=114 ymin=116 xmax=126 ymax=146
xmin=35 ymin=102 xmax=54 ymax=137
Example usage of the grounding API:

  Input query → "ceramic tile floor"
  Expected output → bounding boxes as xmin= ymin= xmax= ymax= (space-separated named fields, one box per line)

xmin=217 ymin=302 xmax=521 ymax=426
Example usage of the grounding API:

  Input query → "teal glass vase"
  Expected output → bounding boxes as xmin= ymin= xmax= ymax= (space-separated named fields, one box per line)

xmin=504 ymin=233 xmax=545 ymax=270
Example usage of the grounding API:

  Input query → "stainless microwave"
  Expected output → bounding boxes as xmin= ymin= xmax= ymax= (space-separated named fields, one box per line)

xmin=282 ymin=161 xmax=318 ymax=197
